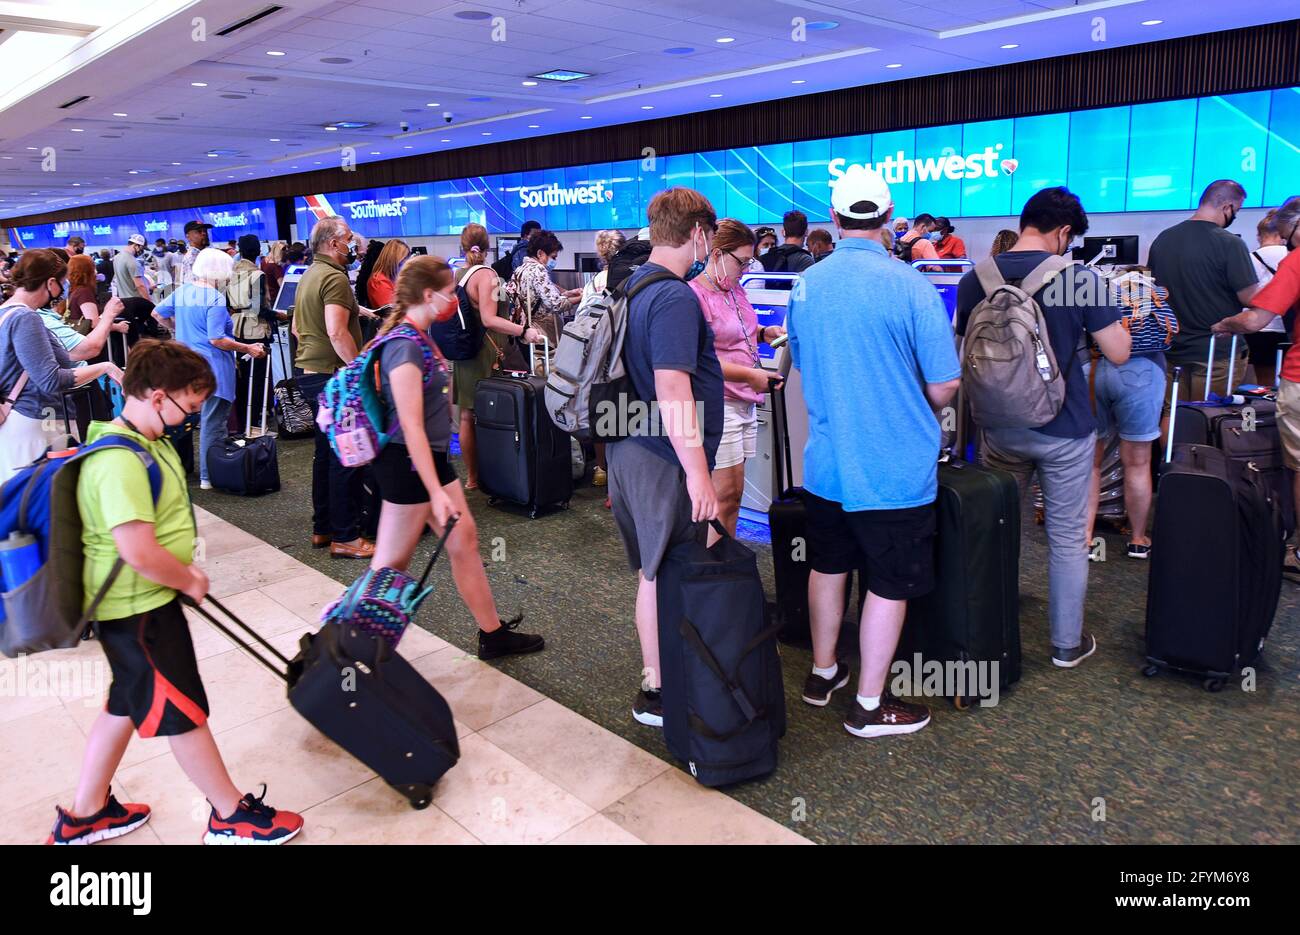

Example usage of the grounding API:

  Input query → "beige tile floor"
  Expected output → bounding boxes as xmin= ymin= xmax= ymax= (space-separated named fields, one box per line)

xmin=0 ymin=507 xmax=809 ymax=846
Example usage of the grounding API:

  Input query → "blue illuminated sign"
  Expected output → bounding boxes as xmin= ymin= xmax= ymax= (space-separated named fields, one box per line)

xmin=8 ymin=199 xmax=278 ymax=251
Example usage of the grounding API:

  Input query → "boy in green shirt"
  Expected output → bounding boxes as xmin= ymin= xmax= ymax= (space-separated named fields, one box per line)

xmin=48 ymin=339 xmax=304 ymax=845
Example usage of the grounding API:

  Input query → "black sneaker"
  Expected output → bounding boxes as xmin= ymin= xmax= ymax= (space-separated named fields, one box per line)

xmin=802 ymin=662 xmax=850 ymax=707
xmin=1127 ymin=543 xmax=1151 ymax=560
xmin=633 ymin=688 xmax=663 ymax=727
xmin=844 ymin=693 xmax=931 ymax=738
xmin=1052 ymin=632 xmax=1098 ymax=668
xmin=477 ymin=614 xmax=545 ymax=660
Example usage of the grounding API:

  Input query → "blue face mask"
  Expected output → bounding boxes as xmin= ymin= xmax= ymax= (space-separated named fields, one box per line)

xmin=546 ymin=258 xmax=557 ymax=271
xmin=684 ymin=225 xmax=706 ymax=282
xmin=929 ymin=232 xmax=943 ymax=243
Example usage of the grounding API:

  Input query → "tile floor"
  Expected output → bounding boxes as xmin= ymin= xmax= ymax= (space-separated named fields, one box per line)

xmin=0 ymin=507 xmax=809 ymax=846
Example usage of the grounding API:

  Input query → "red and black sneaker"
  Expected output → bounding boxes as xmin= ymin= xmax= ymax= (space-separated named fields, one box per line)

xmin=46 ymin=790 xmax=151 ymax=845
xmin=203 ymin=785 xmax=303 ymax=846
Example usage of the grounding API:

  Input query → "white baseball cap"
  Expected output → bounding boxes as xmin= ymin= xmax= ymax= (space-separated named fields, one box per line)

xmin=127 ymin=233 xmax=146 ymax=246
xmin=830 ymin=165 xmax=892 ymax=220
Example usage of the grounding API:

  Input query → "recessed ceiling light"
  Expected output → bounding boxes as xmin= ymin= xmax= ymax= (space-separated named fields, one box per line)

xmin=171 ymin=161 xmax=181 ymax=165
xmin=527 ymin=124 xmax=540 ymax=128
xmin=69 ymin=128 xmax=83 ymax=132
xmin=521 ymin=80 xmax=538 ymax=86
xmin=207 ymin=153 xmax=218 ymax=157
xmin=324 ymin=126 xmax=337 ymax=131
xmin=641 ymin=105 xmax=654 ymax=110
xmin=26 ymin=146 xmax=37 ymax=150
xmin=403 ymin=145 xmax=412 ymax=149
xmin=72 ymin=183 xmax=80 ymax=187
xmin=481 ymin=132 xmax=491 ymax=136
xmin=331 ymin=121 xmax=371 ymax=129
xmin=886 ymin=63 xmax=903 ymax=68
xmin=791 ymin=79 xmax=805 ymax=84
xmin=663 ymin=47 xmax=694 ymax=55
xmin=191 ymin=82 xmax=207 ymax=87
xmin=529 ymin=70 xmax=591 ymax=82
xmin=708 ymin=93 xmax=723 ymax=98
xmin=1142 ymin=19 xmax=1163 ymax=26
xmin=580 ymin=115 xmax=592 ymax=119
xmin=454 ymin=10 xmax=493 ymax=19
xmin=269 ymin=138 xmax=280 ymax=142
xmin=291 ymin=166 xmax=298 ymax=169
xmin=1001 ymin=43 xmax=1019 ymax=49
xmin=425 ymin=102 xmax=441 ymax=107
xmin=112 ymin=112 xmax=128 ymax=117
xmin=128 ymin=170 xmax=138 ymax=175
xmin=440 ymin=138 xmax=450 ymax=142
xmin=806 ymin=20 xmax=838 ymax=30
xmin=266 ymin=50 xmax=286 ymax=56
xmin=715 ymin=37 xmax=734 ymax=43
xmin=369 ymin=150 xmax=380 ymax=154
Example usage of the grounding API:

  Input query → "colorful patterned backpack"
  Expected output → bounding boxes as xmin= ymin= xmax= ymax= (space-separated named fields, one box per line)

xmin=320 ymin=516 xmax=458 ymax=647
xmin=315 ymin=323 xmax=440 ymax=468
xmin=1108 ymin=270 xmax=1178 ymax=355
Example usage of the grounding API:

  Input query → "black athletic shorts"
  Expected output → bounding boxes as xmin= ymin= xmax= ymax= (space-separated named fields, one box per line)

xmin=1245 ymin=330 xmax=1286 ymax=367
xmin=372 ymin=442 xmax=458 ymax=504
xmin=804 ymin=492 xmax=936 ymax=601
xmin=98 ymin=598 xmax=209 ymax=738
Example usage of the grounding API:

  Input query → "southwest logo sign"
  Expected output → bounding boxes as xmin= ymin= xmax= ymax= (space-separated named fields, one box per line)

xmin=303 ymin=194 xmax=337 ymax=222
xmin=829 ymin=144 xmax=1008 ymax=184
xmin=519 ymin=181 xmax=614 ymax=209
xmin=347 ymin=199 xmax=409 ymax=220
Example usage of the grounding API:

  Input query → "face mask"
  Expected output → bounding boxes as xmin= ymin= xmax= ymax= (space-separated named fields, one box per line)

xmin=432 ymin=292 xmax=460 ymax=324
xmin=47 ymin=280 xmax=63 ymax=304
xmin=1288 ymin=222 xmax=1299 ymax=252
xmin=684 ymin=225 xmax=707 ymax=282
xmin=546 ymin=258 xmax=557 ymax=271
xmin=341 ymin=240 xmax=357 ymax=264
xmin=1224 ymin=207 xmax=1238 ymax=229
xmin=929 ymin=232 xmax=943 ymax=243
xmin=709 ymin=255 xmax=733 ymax=291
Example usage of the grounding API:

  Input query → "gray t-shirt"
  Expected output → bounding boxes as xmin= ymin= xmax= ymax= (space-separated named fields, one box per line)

xmin=112 ymin=250 xmax=142 ymax=299
xmin=378 ymin=330 xmax=450 ymax=451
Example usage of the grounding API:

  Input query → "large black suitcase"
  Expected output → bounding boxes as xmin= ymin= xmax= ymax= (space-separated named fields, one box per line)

xmin=1145 ymin=442 xmax=1283 ymax=690
xmin=188 ymin=596 xmax=459 ymax=809
xmin=657 ymin=521 xmax=785 ymax=787
xmin=474 ymin=349 xmax=572 ymax=518
xmin=895 ymin=458 xmax=1021 ymax=708
xmin=207 ymin=360 xmax=281 ymax=495
xmin=1170 ymin=334 xmax=1295 ymax=535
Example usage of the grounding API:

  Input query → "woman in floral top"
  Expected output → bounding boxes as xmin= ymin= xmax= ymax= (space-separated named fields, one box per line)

xmin=505 ymin=229 xmax=581 ymax=362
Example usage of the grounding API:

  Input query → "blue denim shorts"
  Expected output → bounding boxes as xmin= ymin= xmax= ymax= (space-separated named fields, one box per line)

xmin=1090 ymin=355 xmax=1164 ymax=443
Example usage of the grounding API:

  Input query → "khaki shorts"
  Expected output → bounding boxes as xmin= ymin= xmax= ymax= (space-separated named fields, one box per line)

xmin=1163 ymin=349 xmax=1254 ymax=416
xmin=1275 ymin=379 xmax=1300 ymax=471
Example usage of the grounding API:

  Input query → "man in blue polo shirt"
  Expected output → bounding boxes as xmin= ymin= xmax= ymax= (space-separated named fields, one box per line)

xmin=787 ymin=165 xmax=961 ymax=740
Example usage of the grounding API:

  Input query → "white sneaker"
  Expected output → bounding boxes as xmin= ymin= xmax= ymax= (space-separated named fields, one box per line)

xmin=199 ymin=480 xmax=213 ymax=490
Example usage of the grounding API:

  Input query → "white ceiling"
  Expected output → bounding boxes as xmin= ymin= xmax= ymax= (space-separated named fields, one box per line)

xmin=0 ymin=0 xmax=1294 ymax=220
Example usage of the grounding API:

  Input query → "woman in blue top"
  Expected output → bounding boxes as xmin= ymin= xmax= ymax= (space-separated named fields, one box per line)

xmin=153 ymin=247 xmax=265 ymax=488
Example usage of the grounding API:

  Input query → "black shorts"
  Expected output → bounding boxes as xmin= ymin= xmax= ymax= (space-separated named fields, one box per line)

xmin=98 ymin=598 xmax=209 ymax=738
xmin=1245 ymin=330 xmax=1286 ymax=367
xmin=372 ymin=442 xmax=458 ymax=504
xmin=804 ymin=493 xmax=936 ymax=601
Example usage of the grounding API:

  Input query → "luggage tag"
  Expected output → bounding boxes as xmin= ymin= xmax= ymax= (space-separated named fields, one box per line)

xmin=331 ymin=409 xmax=376 ymax=467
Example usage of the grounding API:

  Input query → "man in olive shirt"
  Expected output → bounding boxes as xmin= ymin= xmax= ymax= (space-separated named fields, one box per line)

xmin=1149 ymin=179 xmax=1259 ymax=426
xmin=294 ymin=216 xmax=377 ymax=559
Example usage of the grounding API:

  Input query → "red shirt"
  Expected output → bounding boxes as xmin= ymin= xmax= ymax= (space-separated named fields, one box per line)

xmin=1253 ymin=249 xmax=1300 ymax=382
xmin=368 ymin=271 xmax=395 ymax=307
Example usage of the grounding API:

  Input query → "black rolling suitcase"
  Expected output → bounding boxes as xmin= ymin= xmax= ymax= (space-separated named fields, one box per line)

xmin=657 ymin=520 xmax=785 ymax=787
xmin=1171 ymin=334 xmax=1295 ymax=534
xmin=208 ymin=358 xmax=280 ymax=495
xmin=1145 ymin=368 xmax=1284 ymax=691
xmin=767 ymin=379 xmax=858 ymax=648
xmin=473 ymin=339 xmax=572 ymax=518
xmin=186 ymin=596 xmax=459 ymax=808
xmin=895 ymin=457 xmax=1021 ymax=708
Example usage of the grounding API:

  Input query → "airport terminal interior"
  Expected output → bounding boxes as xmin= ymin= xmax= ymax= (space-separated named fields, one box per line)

xmin=1 ymin=1 xmax=1298 ymax=847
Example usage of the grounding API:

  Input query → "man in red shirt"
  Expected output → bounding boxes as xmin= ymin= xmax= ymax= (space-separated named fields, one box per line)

xmin=1212 ymin=195 xmax=1300 ymax=567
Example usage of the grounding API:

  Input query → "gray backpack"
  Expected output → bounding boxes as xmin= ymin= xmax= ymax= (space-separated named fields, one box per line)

xmin=961 ymin=255 xmax=1073 ymax=430
xmin=544 ymin=270 xmax=676 ymax=437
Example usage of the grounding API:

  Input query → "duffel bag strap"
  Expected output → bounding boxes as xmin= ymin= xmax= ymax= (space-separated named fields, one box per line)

xmin=679 ymin=616 xmax=760 ymax=723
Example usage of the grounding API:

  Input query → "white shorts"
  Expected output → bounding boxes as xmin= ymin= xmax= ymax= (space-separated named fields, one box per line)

xmin=714 ymin=399 xmax=757 ymax=470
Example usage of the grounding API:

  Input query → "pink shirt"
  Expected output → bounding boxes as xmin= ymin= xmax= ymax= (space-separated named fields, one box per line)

xmin=689 ymin=279 xmax=763 ymax=404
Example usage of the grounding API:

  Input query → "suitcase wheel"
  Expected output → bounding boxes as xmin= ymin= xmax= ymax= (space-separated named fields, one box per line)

xmin=1203 ymin=677 xmax=1226 ymax=693
xmin=488 ymin=497 xmax=499 ymax=507
xmin=1141 ymin=664 xmax=1160 ymax=678
xmin=401 ymin=783 xmax=433 ymax=810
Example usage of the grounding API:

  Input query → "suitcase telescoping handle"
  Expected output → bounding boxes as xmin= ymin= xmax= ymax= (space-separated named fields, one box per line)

xmin=527 ymin=334 xmax=550 ymax=377
xmin=1203 ymin=332 xmax=1240 ymax=401
xmin=180 ymin=594 xmax=292 ymax=684
xmin=1165 ymin=365 xmax=1182 ymax=464
xmin=416 ymin=514 xmax=459 ymax=590
xmin=769 ymin=376 xmax=794 ymax=497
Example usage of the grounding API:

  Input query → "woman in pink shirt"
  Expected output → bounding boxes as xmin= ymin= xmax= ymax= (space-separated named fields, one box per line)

xmin=689 ymin=218 xmax=786 ymax=536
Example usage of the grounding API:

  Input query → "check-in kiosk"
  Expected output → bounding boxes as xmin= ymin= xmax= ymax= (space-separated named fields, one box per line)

xmin=269 ymin=264 xmax=308 ymax=386
xmin=738 ymin=272 xmax=798 ymax=522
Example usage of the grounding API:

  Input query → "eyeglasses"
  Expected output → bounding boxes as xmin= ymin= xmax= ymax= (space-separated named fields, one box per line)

xmin=165 ymin=392 xmax=202 ymax=417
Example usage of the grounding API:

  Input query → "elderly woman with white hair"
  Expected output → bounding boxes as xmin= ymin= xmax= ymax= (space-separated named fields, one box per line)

xmin=154 ymin=246 xmax=266 ymax=489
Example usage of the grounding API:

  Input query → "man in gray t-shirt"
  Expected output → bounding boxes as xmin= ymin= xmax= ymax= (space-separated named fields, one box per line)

xmin=113 ymin=235 xmax=149 ymax=299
